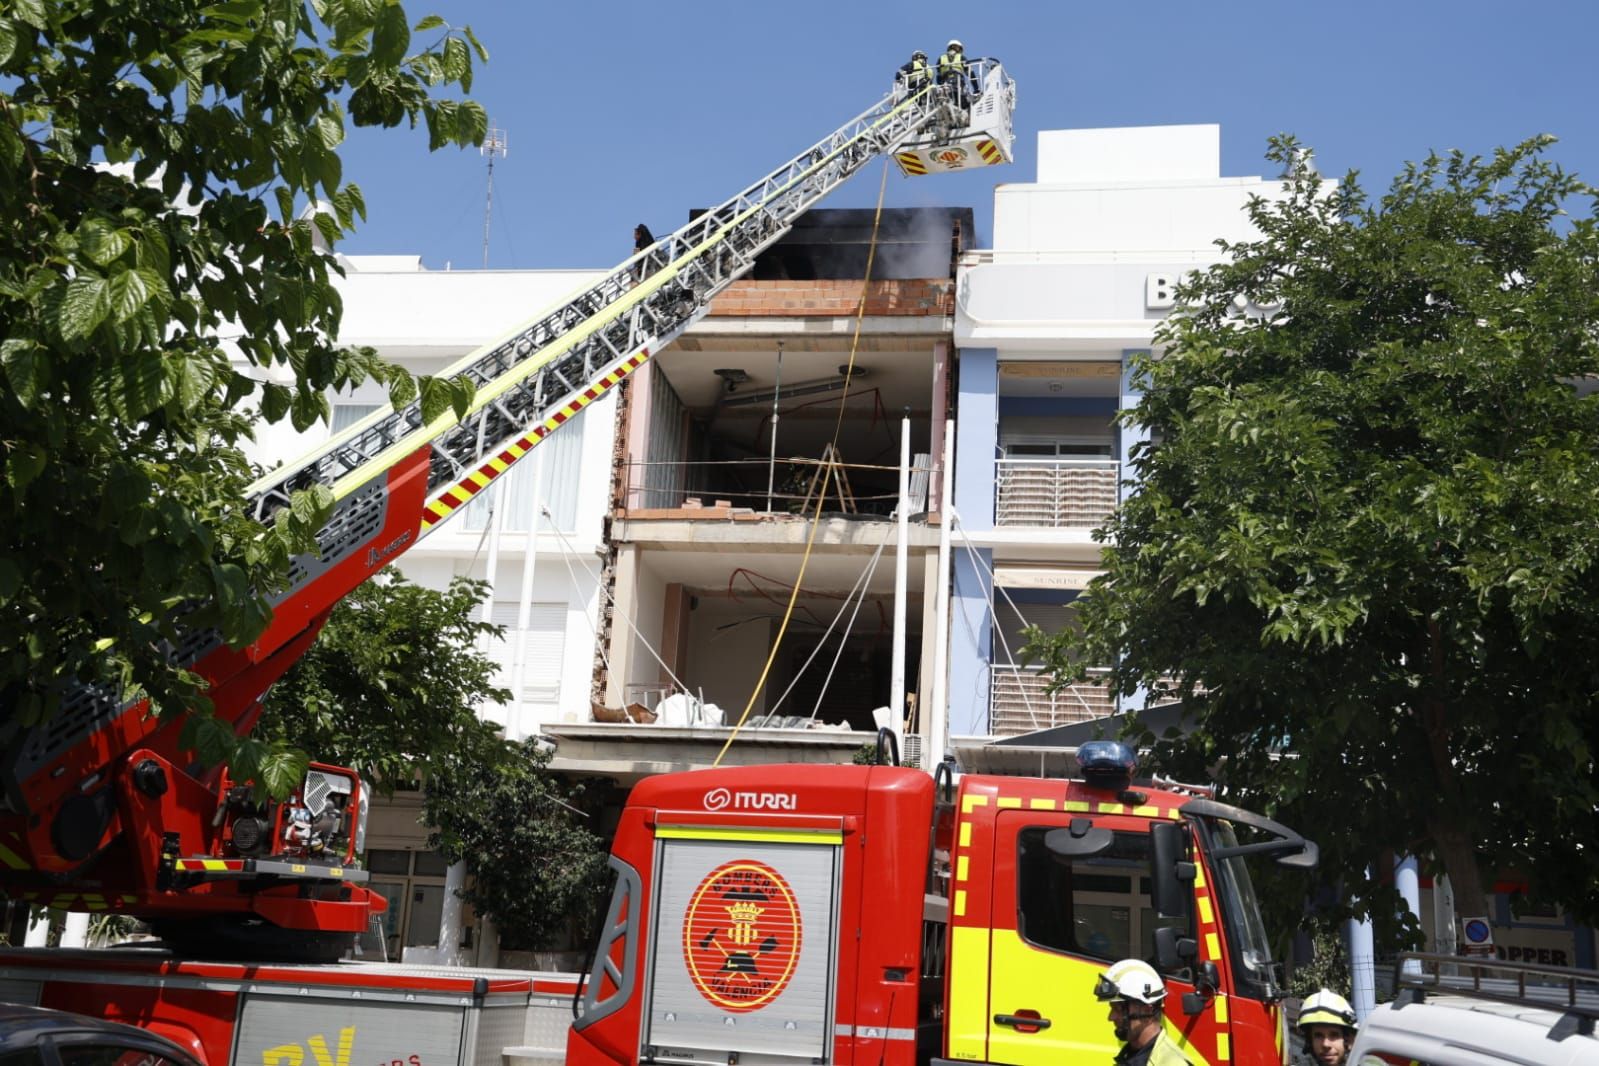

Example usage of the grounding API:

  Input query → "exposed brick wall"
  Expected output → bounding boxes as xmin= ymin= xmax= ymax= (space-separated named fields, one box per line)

xmin=708 ymin=278 xmax=953 ymax=318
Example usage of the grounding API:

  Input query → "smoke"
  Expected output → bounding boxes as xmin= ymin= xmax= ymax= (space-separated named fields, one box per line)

xmin=746 ymin=208 xmax=975 ymax=280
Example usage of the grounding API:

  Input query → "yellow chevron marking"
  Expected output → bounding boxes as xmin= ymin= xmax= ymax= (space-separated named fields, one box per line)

xmin=1063 ymin=800 xmax=1091 ymax=813
xmin=959 ymin=822 xmax=971 ymax=847
xmin=466 ymin=471 xmax=491 ymax=489
xmin=446 ymin=485 xmax=473 ymax=505
xmin=1096 ymin=803 xmax=1126 ymax=815
xmin=1216 ymin=1033 xmax=1230 ymax=1061
xmin=1206 ymin=932 xmax=1221 ymax=959
xmin=0 ymin=843 xmax=28 ymax=870
xmin=1029 ymin=798 xmax=1056 ymax=810
xmin=956 ymin=855 xmax=969 ymax=882
xmin=961 ymin=794 xmax=989 ymax=814
xmin=1214 ymin=994 xmax=1228 ymax=1024
xmin=997 ymin=796 xmax=1021 ymax=809
xmin=1132 ymin=805 xmax=1160 ymax=817
xmin=1198 ymin=896 xmax=1214 ymax=925
xmin=954 ymin=889 xmax=967 ymax=917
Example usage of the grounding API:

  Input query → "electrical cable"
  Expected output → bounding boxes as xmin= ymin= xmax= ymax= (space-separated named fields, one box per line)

xmin=808 ymin=550 xmax=880 ymax=722
xmin=713 ymin=160 xmax=892 ymax=767
xmin=757 ymin=543 xmax=885 ymax=725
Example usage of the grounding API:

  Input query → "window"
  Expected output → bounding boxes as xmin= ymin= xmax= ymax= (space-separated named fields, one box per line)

xmin=56 ymin=1046 xmax=184 ymax=1066
xmin=331 ymin=402 xmax=380 ymax=435
xmin=1002 ymin=438 xmax=1114 ymax=458
xmin=461 ymin=407 xmax=587 ymax=533
xmin=364 ymin=848 xmax=451 ymax=958
xmin=0 ymin=1049 xmax=47 ymax=1066
xmin=1016 ymin=827 xmax=1190 ymax=972
xmin=485 ymin=601 xmax=566 ymax=711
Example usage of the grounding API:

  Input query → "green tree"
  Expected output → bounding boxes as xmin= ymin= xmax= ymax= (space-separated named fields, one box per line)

xmin=257 ymin=570 xmax=513 ymax=790
xmin=1030 ymin=136 xmax=1599 ymax=928
xmin=425 ymin=738 xmax=610 ymax=952
xmin=0 ymin=0 xmax=485 ymax=786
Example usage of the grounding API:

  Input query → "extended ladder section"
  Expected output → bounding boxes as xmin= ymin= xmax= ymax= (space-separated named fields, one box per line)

xmin=0 ymin=66 xmax=1014 ymax=926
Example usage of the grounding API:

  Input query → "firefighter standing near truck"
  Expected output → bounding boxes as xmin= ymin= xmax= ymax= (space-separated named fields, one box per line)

xmin=1095 ymin=959 xmax=1193 ymax=1066
xmin=1297 ymin=989 xmax=1358 ymax=1066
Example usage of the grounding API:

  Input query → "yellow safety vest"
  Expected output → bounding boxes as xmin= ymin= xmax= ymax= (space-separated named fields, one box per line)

xmin=938 ymin=51 xmax=965 ymax=82
xmin=1146 ymin=1032 xmax=1194 ymax=1066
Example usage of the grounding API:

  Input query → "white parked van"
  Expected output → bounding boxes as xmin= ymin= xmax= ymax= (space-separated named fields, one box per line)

xmin=1352 ymin=953 xmax=1599 ymax=1065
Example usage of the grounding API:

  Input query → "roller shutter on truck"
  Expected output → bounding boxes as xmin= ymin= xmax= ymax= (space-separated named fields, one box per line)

xmin=643 ymin=826 xmax=842 ymax=1066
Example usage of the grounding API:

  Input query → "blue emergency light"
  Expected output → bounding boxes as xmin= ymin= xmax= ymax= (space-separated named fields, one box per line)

xmin=1077 ymin=740 xmax=1137 ymax=791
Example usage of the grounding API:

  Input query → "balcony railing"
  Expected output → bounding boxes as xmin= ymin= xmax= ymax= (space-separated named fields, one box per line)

xmin=989 ymin=665 xmax=1114 ymax=736
xmin=995 ymin=458 xmax=1119 ymax=529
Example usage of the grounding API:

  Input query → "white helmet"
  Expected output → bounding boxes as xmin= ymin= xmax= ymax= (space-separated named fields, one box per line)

xmin=946 ymin=39 xmax=963 ymax=51
xmin=1298 ymin=989 xmax=1357 ymax=1034
xmin=1094 ymin=958 xmax=1166 ymax=1006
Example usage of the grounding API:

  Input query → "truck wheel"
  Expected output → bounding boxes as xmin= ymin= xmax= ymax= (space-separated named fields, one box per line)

xmin=149 ymin=917 xmax=352 ymax=963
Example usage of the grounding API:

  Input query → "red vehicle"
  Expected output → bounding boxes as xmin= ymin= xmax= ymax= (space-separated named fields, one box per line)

xmin=0 ymin=946 xmax=577 ymax=1066
xmin=0 ymin=65 xmax=1015 ymax=961
xmin=567 ymin=745 xmax=1317 ymax=1066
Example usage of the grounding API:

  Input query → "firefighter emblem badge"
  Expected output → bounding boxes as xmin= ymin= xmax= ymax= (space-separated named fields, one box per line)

xmin=682 ymin=859 xmax=802 ymax=1012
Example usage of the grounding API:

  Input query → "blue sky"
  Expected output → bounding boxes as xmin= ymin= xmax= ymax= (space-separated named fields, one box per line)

xmin=338 ymin=0 xmax=1599 ymax=270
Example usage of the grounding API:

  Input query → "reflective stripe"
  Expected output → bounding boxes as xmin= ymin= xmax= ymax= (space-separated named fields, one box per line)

xmin=654 ymin=825 xmax=842 ymax=846
xmin=835 ymin=1025 xmax=917 ymax=1041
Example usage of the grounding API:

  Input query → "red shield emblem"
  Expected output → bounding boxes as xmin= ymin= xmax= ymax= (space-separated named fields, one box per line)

xmin=681 ymin=860 xmax=803 ymax=1012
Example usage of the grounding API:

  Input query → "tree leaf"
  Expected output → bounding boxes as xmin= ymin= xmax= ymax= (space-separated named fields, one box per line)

xmin=370 ymin=3 xmax=409 ymax=66
xmin=79 ymin=221 xmax=132 ymax=267
xmin=418 ymin=374 xmax=453 ymax=425
xmin=57 ymin=275 xmax=111 ymax=343
xmin=11 ymin=0 xmax=46 ymax=31
xmin=412 ymin=13 xmax=445 ymax=31
xmin=2 ymin=339 xmax=50 ymax=407
xmin=107 ymin=266 xmax=155 ymax=323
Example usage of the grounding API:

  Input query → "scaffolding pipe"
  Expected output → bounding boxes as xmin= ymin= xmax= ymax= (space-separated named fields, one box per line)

xmin=928 ymin=420 xmax=955 ymax=769
xmin=766 ymin=341 xmax=784 ymax=511
xmin=890 ymin=415 xmax=911 ymax=752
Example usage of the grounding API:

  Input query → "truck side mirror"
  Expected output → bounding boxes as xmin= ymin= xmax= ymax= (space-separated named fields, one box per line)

xmin=1180 ymin=962 xmax=1220 ymax=1016
xmin=1153 ymin=925 xmax=1197 ymax=972
xmin=1150 ymin=821 xmax=1195 ymax=918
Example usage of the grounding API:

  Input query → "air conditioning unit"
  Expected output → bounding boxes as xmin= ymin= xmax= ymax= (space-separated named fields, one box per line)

xmin=902 ymin=734 xmax=924 ymax=769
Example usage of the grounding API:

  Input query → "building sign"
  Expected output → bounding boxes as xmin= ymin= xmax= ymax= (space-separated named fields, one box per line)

xmin=993 ymin=567 xmax=1104 ymax=590
xmin=681 ymin=860 xmax=803 ymax=1012
xmin=999 ymin=361 xmax=1120 ymax=379
xmin=1145 ymin=272 xmax=1283 ymax=317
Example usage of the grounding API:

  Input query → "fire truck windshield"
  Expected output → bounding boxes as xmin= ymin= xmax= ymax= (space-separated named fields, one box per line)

xmin=1199 ymin=816 xmax=1281 ymax=1001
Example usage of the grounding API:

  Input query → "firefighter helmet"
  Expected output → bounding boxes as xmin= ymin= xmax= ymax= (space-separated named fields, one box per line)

xmin=946 ymin=39 xmax=963 ymax=51
xmin=1094 ymin=959 xmax=1167 ymax=1006
xmin=1297 ymin=989 xmax=1358 ymax=1034
xmin=913 ymin=49 xmax=927 ymax=60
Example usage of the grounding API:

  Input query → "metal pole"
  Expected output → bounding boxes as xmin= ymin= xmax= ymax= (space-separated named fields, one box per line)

xmin=889 ymin=414 xmax=911 ymax=752
xmin=510 ymin=449 xmax=545 ymax=739
xmin=928 ymin=420 xmax=955 ymax=770
xmin=766 ymin=341 xmax=783 ymax=511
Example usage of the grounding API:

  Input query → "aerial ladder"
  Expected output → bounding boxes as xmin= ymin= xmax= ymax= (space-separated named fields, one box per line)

xmin=0 ymin=61 xmax=1016 ymax=960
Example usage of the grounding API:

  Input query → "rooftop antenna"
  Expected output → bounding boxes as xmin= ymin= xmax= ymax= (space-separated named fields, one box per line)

xmin=480 ymin=122 xmax=508 ymax=269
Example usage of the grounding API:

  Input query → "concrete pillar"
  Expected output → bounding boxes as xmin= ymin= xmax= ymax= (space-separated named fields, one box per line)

xmin=1348 ymin=869 xmax=1377 ymax=1021
xmin=915 ymin=552 xmax=940 ymax=746
xmin=603 ymin=544 xmax=640 ymax=708
xmin=1396 ymin=854 xmax=1422 ymax=975
xmin=929 ymin=340 xmax=950 ymax=508
xmin=953 ymin=348 xmax=997 ymax=532
xmin=59 ymin=911 xmax=88 ymax=949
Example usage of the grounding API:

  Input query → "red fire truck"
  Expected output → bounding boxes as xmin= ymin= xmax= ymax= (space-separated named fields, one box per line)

xmin=0 ymin=63 xmax=1017 ymax=961
xmin=566 ymin=743 xmax=1318 ymax=1066
xmin=0 ymin=945 xmax=579 ymax=1066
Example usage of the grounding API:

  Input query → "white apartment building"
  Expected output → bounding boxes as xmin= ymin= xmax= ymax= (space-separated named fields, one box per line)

xmin=948 ymin=124 xmax=1287 ymax=743
xmin=246 ymin=255 xmax=617 ymax=963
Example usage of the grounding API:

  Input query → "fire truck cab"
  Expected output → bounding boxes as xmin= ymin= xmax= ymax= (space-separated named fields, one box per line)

xmin=567 ymin=743 xmax=1317 ymax=1066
